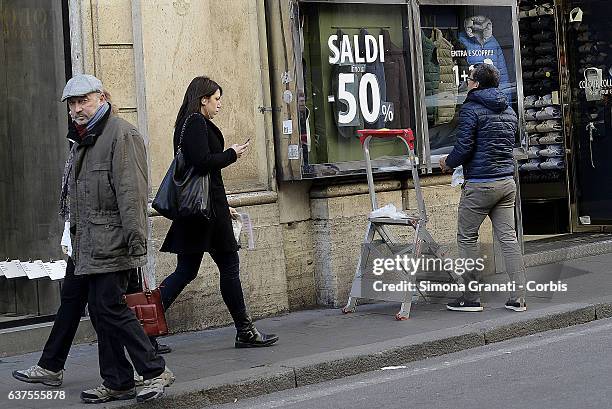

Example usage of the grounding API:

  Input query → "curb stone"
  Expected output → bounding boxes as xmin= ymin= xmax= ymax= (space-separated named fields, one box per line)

xmin=117 ymin=366 xmax=295 ymax=409
xmin=112 ymin=301 xmax=612 ymax=408
xmin=482 ymin=305 xmax=595 ymax=343
xmin=594 ymin=302 xmax=612 ymax=319
xmin=288 ymin=333 xmax=484 ymax=387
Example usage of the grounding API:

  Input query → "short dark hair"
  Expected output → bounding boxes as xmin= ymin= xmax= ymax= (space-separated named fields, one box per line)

xmin=175 ymin=76 xmax=223 ymax=127
xmin=471 ymin=64 xmax=500 ymax=89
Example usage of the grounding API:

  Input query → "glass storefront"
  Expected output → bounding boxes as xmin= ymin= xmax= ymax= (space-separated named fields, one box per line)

xmin=297 ymin=1 xmax=415 ymax=176
xmin=0 ymin=0 xmax=70 ymax=326
xmin=419 ymin=4 xmax=518 ymax=158
xmin=516 ymin=0 xmax=612 ymax=232
xmin=286 ymin=0 xmax=521 ymax=178
xmin=516 ymin=0 xmax=568 ymax=234
xmin=564 ymin=0 xmax=612 ymax=225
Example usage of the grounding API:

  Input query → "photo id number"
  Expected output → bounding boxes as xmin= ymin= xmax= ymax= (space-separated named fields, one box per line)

xmin=8 ymin=390 xmax=66 ymax=400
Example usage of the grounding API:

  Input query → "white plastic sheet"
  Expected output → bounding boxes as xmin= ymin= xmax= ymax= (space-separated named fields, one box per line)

xmin=451 ymin=166 xmax=464 ymax=187
xmin=369 ymin=204 xmax=408 ymax=219
xmin=61 ymin=221 xmax=72 ymax=257
xmin=233 ymin=212 xmax=255 ymax=250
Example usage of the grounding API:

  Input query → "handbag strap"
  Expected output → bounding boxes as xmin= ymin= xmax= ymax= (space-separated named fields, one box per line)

xmin=139 ymin=267 xmax=151 ymax=292
xmin=178 ymin=112 xmax=205 ymax=150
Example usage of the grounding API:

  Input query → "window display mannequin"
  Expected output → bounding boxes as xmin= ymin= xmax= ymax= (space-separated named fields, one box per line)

xmin=459 ymin=15 xmax=510 ymax=88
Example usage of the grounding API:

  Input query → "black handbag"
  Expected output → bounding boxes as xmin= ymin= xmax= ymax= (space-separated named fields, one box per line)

xmin=152 ymin=113 xmax=213 ymax=220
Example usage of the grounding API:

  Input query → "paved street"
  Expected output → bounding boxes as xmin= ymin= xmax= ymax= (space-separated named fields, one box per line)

xmin=212 ymin=318 xmax=612 ymax=409
xmin=2 ymin=252 xmax=612 ymax=408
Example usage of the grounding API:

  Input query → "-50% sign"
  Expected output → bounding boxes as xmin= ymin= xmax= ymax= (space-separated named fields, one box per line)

xmin=334 ymin=73 xmax=394 ymax=125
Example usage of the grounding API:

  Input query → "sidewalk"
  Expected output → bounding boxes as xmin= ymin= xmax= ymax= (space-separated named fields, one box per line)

xmin=2 ymin=252 xmax=612 ymax=409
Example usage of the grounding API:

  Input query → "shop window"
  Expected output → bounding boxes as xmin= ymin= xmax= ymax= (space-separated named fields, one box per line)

xmin=419 ymin=5 xmax=518 ymax=160
xmin=297 ymin=2 xmax=415 ymax=176
xmin=564 ymin=1 xmax=612 ymax=225
xmin=0 ymin=0 xmax=70 ymax=326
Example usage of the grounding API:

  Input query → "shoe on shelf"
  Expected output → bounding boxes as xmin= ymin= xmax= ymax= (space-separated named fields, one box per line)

xmin=12 ymin=365 xmax=63 ymax=387
xmin=505 ymin=299 xmax=527 ymax=312
xmin=446 ymin=297 xmax=484 ymax=312
xmin=136 ymin=367 xmax=175 ymax=403
xmin=80 ymin=384 xmax=136 ymax=404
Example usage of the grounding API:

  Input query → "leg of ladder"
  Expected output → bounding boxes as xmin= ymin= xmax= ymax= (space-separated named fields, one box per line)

xmin=343 ymin=222 xmax=376 ymax=314
xmin=397 ymin=221 xmax=423 ymax=320
xmin=416 ymin=221 xmax=458 ymax=283
xmin=375 ymin=225 xmax=400 ymax=247
xmin=420 ymin=226 xmax=459 ymax=282
xmin=419 ymin=228 xmax=448 ymax=259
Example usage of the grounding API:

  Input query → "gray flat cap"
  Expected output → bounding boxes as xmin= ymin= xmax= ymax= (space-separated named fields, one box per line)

xmin=61 ymin=74 xmax=103 ymax=101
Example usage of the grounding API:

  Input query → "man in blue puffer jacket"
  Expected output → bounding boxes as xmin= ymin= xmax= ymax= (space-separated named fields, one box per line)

xmin=440 ymin=64 xmax=526 ymax=313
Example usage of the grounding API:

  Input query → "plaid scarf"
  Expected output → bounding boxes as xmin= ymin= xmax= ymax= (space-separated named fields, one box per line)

xmin=58 ymin=142 xmax=78 ymax=221
xmin=59 ymin=102 xmax=110 ymax=221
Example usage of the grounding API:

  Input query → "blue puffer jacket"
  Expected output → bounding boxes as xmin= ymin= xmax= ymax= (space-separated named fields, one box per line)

xmin=445 ymin=88 xmax=517 ymax=179
xmin=458 ymin=32 xmax=509 ymax=87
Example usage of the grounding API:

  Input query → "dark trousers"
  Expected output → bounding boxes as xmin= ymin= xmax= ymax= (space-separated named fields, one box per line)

xmin=38 ymin=259 xmax=143 ymax=373
xmin=87 ymin=270 xmax=165 ymax=390
xmin=160 ymin=251 xmax=247 ymax=326
xmin=38 ymin=258 xmax=85 ymax=373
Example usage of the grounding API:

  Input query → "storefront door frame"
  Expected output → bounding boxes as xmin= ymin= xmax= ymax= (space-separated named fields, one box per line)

xmin=556 ymin=0 xmax=612 ymax=231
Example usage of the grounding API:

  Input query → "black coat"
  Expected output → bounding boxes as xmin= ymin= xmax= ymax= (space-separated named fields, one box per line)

xmin=160 ymin=113 xmax=238 ymax=254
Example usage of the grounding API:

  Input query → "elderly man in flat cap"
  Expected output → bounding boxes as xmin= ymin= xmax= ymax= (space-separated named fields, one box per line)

xmin=12 ymin=74 xmax=172 ymax=403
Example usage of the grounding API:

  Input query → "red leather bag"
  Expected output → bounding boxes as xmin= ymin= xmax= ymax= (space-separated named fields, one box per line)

xmin=124 ymin=270 xmax=168 ymax=337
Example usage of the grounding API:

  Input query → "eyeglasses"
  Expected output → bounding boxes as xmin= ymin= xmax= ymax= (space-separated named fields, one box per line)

xmin=467 ymin=77 xmax=476 ymax=82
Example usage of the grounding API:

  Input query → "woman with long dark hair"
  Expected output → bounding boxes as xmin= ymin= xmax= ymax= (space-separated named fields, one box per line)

xmin=159 ymin=76 xmax=278 ymax=348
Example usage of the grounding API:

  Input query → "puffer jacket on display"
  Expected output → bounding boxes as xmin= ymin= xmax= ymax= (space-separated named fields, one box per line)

xmin=432 ymin=28 xmax=457 ymax=125
xmin=459 ymin=15 xmax=510 ymax=87
xmin=445 ymin=87 xmax=517 ymax=179
xmin=422 ymin=31 xmax=440 ymax=124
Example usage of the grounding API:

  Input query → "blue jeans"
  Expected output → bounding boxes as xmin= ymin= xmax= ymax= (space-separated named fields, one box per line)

xmin=160 ymin=251 xmax=247 ymax=325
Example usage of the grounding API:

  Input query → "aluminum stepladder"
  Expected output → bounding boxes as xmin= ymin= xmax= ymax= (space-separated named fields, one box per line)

xmin=341 ymin=129 xmax=453 ymax=320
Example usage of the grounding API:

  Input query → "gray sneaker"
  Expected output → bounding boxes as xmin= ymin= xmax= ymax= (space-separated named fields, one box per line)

xmin=134 ymin=370 xmax=144 ymax=387
xmin=136 ymin=367 xmax=175 ymax=403
xmin=505 ymin=299 xmax=527 ymax=312
xmin=80 ymin=384 xmax=136 ymax=403
xmin=12 ymin=365 xmax=63 ymax=387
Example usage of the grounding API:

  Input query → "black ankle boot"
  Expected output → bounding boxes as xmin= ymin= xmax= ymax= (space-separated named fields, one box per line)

xmin=234 ymin=316 xmax=278 ymax=348
xmin=149 ymin=337 xmax=172 ymax=354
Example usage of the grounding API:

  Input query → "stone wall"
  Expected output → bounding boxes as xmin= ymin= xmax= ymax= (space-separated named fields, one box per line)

xmin=282 ymin=220 xmax=317 ymax=310
xmin=152 ymin=201 xmax=290 ymax=333
xmin=311 ymin=183 xmax=403 ymax=307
